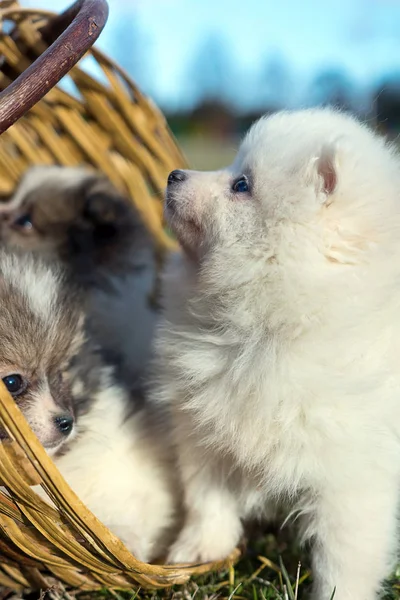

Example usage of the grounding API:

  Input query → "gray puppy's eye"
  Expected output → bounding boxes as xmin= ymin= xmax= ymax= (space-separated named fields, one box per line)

xmin=13 ymin=213 xmax=33 ymax=230
xmin=2 ymin=374 xmax=27 ymax=396
xmin=232 ymin=176 xmax=250 ymax=194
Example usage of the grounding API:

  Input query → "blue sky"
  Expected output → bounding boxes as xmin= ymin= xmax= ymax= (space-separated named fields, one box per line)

xmin=24 ymin=0 xmax=400 ymax=111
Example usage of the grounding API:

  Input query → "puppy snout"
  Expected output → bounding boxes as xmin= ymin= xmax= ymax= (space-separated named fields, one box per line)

xmin=166 ymin=192 xmax=177 ymax=212
xmin=167 ymin=170 xmax=187 ymax=185
xmin=54 ymin=414 xmax=74 ymax=436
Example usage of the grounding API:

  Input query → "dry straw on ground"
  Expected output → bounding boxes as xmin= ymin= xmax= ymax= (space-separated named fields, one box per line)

xmin=0 ymin=0 xmax=238 ymax=592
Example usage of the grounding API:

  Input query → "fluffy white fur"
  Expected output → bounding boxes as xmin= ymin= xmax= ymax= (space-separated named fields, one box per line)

xmin=38 ymin=370 xmax=178 ymax=562
xmin=154 ymin=108 xmax=400 ymax=599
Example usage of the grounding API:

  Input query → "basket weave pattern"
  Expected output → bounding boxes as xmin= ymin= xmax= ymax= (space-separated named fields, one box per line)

xmin=0 ymin=0 xmax=183 ymax=249
xmin=0 ymin=1 xmax=238 ymax=592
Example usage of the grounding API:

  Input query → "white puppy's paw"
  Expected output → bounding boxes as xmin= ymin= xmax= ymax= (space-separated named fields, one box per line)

xmin=167 ymin=518 xmax=242 ymax=564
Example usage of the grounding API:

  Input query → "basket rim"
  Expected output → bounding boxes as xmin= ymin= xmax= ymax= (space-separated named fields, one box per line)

xmin=0 ymin=0 xmax=109 ymax=135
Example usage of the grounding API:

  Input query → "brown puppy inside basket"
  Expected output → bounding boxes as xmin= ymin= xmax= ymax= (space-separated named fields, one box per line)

xmin=0 ymin=166 xmax=179 ymax=563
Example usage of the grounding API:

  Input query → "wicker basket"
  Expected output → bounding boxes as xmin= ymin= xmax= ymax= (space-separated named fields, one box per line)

xmin=0 ymin=0 xmax=238 ymax=593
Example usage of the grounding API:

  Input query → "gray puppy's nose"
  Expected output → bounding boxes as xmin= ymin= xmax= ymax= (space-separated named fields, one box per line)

xmin=167 ymin=170 xmax=187 ymax=185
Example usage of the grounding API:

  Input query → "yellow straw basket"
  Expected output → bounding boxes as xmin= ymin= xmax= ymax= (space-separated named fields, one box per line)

xmin=0 ymin=0 xmax=238 ymax=592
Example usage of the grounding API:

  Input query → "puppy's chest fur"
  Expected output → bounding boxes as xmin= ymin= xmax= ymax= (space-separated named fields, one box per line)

xmin=159 ymin=294 xmax=400 ymax=496
xmin=161 ymin=323 xmax=306 ymax=488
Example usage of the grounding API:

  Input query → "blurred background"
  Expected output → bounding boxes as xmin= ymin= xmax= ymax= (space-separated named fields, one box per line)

xmin=24 ymin=0 xmax=400 ymax=169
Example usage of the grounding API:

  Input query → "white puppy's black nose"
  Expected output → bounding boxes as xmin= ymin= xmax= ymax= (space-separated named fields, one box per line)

xmin=54 ymin=415 xmax=74 ymax=436
xmin=167 ymin=170 xmax=186 ymax=185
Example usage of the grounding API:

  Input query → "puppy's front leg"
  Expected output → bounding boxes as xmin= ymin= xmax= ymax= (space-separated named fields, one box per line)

xmin=167 ymin=442 xmax=243 ymax=564
xmin=307 ymin=472 xmax=399 ymax=600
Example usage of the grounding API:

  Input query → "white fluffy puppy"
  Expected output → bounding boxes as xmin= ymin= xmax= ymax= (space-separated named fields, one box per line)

xmin=155 ymin=108 xmax=400 ymax=599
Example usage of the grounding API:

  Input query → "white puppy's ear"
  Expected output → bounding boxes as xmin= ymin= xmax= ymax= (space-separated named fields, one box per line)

xmin=307 ymin=143 xmax=338 ymax=205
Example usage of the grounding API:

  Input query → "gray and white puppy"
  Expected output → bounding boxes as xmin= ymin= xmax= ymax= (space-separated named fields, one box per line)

xmin=0 ymin=249 xmax=177 ymax=562
xmin=0 ymin=165 xmax=159 ymax=392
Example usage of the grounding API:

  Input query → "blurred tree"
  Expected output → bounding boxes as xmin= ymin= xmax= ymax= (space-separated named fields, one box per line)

xmin=259 ymin=53 xmax=292 ymax=111
xmin=308 ymin=68 xmax=354 ymax=111
xmin=373 ymin=73 xmax=400 ymax=136
xmin=188 ymin=99 xmax=236 ymax=139
xmin=186 ymin=33 xmax=235 ymax=106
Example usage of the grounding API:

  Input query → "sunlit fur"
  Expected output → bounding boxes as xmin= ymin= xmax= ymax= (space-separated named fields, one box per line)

xmin=154 ymin=108 xmax=400 ymax=599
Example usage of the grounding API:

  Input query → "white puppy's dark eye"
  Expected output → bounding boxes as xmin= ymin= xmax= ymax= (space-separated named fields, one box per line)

xmin=2 ymin=374 xmax=26 ymax=396
xmin=13 ymin=214 xmax=33 ymax=230
xmin=232 ymin=176 xmax=250 ymax=194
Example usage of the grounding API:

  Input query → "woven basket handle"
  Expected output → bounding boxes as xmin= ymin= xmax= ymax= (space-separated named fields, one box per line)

xmin=0 ymin=0 xmax=109 ymax=135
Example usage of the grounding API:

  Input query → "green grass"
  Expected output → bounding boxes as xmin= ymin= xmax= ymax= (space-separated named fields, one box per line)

xmin=70 ymin=528 xmax=400 ymax=600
